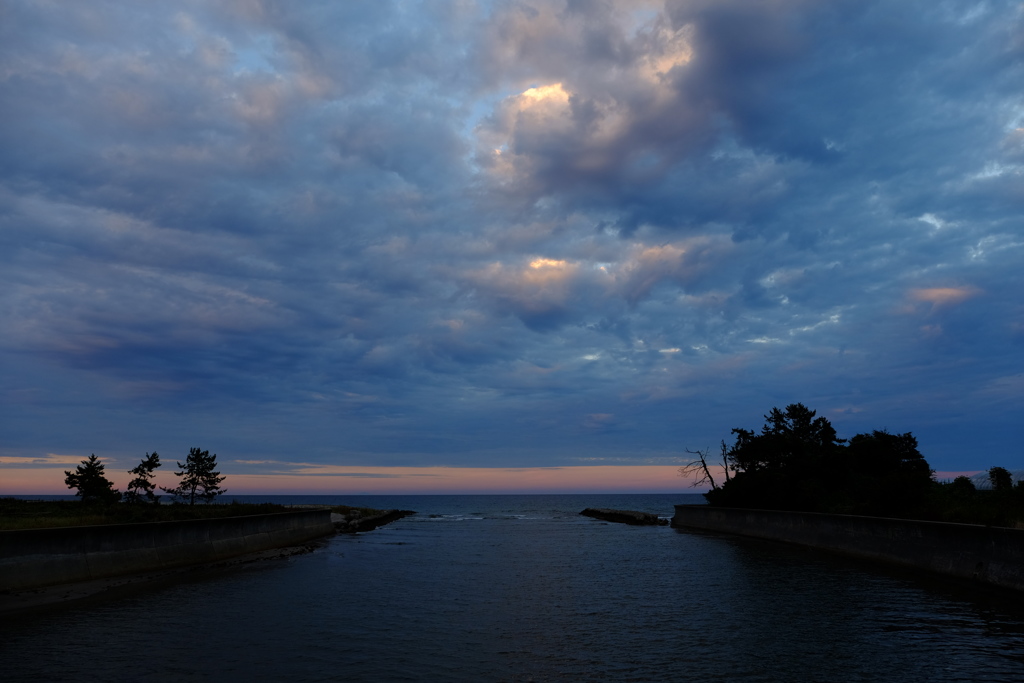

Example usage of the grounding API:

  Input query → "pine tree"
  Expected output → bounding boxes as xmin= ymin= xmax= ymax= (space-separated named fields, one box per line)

xmin=64 ymin=454 xmax=120 ymax=503
xmin=124 ymin=452 xmax=162 ymax=503
xmin=162 ymin=448 xmax=226 ymax=505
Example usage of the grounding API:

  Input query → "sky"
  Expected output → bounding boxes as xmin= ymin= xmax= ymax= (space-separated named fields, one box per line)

xmin=1 ymin=0 xmax=1022 ymax=495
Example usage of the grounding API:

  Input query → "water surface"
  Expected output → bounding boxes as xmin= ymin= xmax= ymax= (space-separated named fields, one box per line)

xmin=2 ymin=494 xmax=1023 ymax=681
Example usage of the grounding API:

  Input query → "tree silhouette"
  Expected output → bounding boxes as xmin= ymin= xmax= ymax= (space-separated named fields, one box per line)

xmin=843 ymin=430 xmax=933 ymax=515
xmin=64 ymin=454 xmax=120 ymax=503
xmin=949 ymin=475 xmax=976 ymax=497
xmin=989 ymin=466 xmax=1013 ymax=492
xmin=162 ymin=448 xmax=226 ymax=505
xmin=704 ymin=403 xmax=846 ymax=511
xmin=124 ymin=452 xmax=162 ymax=503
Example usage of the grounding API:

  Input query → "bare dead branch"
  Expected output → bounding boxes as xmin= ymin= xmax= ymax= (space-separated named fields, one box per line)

xmin=720 ymin=440 xmax=731 ymax=482
xmin=678 ymin=446 xmax=719 ymax=490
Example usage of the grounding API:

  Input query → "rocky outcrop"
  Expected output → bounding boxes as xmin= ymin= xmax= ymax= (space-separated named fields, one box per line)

xmin=580 ymin=508 xmax=668 ymax=526
xmin=331 ymin=508 xmax=416 ymax=533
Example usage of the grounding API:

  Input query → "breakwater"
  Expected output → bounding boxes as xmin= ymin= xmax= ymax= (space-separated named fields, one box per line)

xmin=672 ymin=505 xmax=1024 ymax=592
xmin=333 ymin=508 xmax=416 ymax=533
xmin=0 ymin=509 xmax=334 ymax=592
xmin=580 ymin=508 xmax=667 ymax=525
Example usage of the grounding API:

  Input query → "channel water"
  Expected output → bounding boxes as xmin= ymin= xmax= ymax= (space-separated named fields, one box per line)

xmin=2 ymin=493 xmax=1024 ymax=681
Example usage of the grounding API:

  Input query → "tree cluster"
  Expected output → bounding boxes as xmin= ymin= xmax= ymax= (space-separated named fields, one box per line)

xmin=683 ymin=403 xmax=1024 ymax=524
xmin=686 ymin=403 xmax=935 ymax=517
xmin=64 ymin=448 xmax=226 ymax=505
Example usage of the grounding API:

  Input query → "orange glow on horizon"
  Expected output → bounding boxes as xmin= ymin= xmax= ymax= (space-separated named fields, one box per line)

xmin=5 ymin=463 xmax=983 ymax=497
xmin=0 ymin=464 xmax=704 ymax=496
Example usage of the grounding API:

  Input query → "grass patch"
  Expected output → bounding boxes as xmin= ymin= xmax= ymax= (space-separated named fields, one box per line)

xmin=0 ymin=498 xmax=291 ymax=531
xmin=919 ymin=488 xmax=1024 ymax=528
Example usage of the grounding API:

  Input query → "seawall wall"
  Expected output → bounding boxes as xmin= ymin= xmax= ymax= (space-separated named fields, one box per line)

xmin=0 ymin=509 xmax=334 ymax=591
xmin=672 ymin=505 xmax=1024 ymax=592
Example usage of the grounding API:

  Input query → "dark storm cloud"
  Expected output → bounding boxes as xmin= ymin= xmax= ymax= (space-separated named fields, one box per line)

xmin=1 ymin=0 xmax=1022 ymax=477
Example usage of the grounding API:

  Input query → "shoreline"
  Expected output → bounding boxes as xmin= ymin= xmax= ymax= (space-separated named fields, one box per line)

xmin=0 ymin=538 xmax=326 ymax=617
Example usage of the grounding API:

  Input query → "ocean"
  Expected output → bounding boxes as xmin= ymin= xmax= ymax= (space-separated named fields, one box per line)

xmin=2 ymin=493 xmax=1024 ymax=681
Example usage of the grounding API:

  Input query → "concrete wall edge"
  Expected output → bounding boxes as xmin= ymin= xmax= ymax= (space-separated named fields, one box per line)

xmin=0 ymin=509 xmax=334 ymax=591
xmin=671 ymin=505 xmax=1024 ymax=592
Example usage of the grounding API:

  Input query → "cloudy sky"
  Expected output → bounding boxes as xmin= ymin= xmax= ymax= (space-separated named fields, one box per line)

xmin=2 ymin=0 xmax=1022 ymax=494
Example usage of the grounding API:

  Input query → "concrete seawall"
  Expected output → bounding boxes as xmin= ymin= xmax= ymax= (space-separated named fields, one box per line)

xmin=672 ymin=505 xmax=1024 ymax=592
xmin=0 ymin=510 xmax=334 ymax=592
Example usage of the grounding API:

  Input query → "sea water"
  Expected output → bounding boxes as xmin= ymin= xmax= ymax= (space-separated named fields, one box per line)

xmin=2 ymin=493 xmax=1024 ymax=681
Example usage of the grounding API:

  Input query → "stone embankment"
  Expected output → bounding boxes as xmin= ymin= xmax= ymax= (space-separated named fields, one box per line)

xmin=0 ymin=509 xmax=334 ymax=593
xmin=672 ymin=505 xmax=1024 ymax=592
xmin=580 ymin=508 xmax=668 ymax=526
